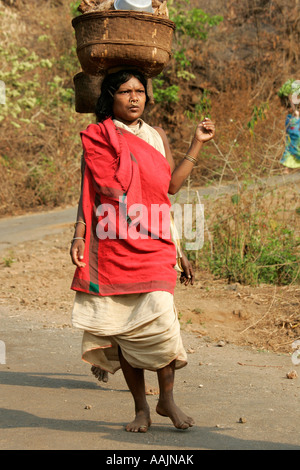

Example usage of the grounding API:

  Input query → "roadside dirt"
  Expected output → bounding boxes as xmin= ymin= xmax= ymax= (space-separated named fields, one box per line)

xmin=0 ymin=222 xmax=299 ymax=356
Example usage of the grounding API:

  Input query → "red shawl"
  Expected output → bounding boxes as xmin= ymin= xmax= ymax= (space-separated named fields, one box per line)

xmin=71 ymin=118 xmax=177 ymax=296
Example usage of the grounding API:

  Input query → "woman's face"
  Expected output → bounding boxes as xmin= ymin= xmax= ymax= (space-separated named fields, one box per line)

xmin=112 ymin=76 xmax=146 ymax=126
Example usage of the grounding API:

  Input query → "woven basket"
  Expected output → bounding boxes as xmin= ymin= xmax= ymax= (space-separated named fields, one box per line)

xmin=73 ymin=71 xmax=155 ymax=113
xmin=72 ymin=10 xmax=175 ymax=77
xmin=73 ymin=72 xmax=103 ymax=113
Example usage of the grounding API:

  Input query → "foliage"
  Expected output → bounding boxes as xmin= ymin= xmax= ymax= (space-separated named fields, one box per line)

xmin=152 ymin=76 xmax=180 ymax=104
xmin=2 ymin=252 xmax=15 ymax=268
xmin=70 ymin=0 xmax=81 ymax=17
xmin=0 ymin=2 xmax=88 ymax=213
xmin=193 ymin=188 xmax=300 ymax=286
xmin=152 ymin=0 xmax=223 ymax=104
xmin=247 ymin=102 xmax=269 ymax=135
xmin=278 ymin=79 xmax=300 ymax=98
xmin=0 ymin=42 xmax=76 ymax=126
xmin=169 ymin=0 xmax=223 ymax=41
xmin=185 ymin=90 xmax=212 ymax=122
xmin=169 ymin=0 xmax=223 ymax=79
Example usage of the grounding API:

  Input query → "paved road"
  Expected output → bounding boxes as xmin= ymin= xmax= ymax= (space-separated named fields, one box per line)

xmin=0 ymin=205 xmax=77 ymax=252
xmin=1 ymin=306 xmax=299 ymax=451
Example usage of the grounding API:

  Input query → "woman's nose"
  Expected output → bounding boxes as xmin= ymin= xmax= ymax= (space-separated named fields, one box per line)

xmin=130 ymin=91 xmax=138 ymax=102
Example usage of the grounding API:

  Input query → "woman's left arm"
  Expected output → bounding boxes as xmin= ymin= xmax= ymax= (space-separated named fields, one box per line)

xmin=155 ymin=119 xmax=215 ymax=195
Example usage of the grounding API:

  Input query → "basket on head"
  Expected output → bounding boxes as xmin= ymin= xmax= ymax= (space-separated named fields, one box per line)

xmin=72 ymin=10 xmax=175 ymax=77
xmin=73 ymin=72 xmax=103 ymax=113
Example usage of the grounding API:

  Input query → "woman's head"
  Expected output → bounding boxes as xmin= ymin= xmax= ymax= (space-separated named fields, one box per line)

xmin=95 ymin=69 xmax=149 ymax=124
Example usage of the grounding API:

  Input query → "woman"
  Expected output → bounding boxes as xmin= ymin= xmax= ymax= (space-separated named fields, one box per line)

xmin=70 ymin=69 xmax=215 ymax=432
xmin=280 ymin=98 xmax=300 ymax=174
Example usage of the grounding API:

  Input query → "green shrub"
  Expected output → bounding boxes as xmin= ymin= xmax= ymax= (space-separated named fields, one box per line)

xmin=152 ymin=76 xmax=180 ymax=104
xmin=186 ymin=188 xmax=300 ymax=286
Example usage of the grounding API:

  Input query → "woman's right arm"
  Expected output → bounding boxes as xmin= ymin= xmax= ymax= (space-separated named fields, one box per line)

xmin=70 ymin=155 xmax=86 ymax=268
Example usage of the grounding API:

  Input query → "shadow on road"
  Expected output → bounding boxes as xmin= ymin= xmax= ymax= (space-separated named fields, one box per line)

xmin=0 ymin=406 xmax=299 ymax=451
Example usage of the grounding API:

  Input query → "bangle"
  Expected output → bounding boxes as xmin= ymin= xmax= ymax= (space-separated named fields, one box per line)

xmin=184 ymin=155 xmax=197 ymax=164
xmin=74 ymin=221 xmax=86 ymax=228
xmin=71 ymin=237 xmax=85 ymax=244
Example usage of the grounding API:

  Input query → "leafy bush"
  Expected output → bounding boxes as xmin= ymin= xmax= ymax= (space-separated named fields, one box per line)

xmin=206 ymin=220 xmax=299 ymax=286
xmin=169 ymin=0 xmax=223 ymax=40
xmin=169 ymin=0 xmax=223 ymax=77
xmin=278 ymin=79 xmax=300 ymax=98
xmin=152 ymin=76 xmax=180 ymax=104
xmin=186 ymin=187 xmax=300 ymax=286
xmin=151 ymin=1 xmax=223 ymax=108
xmin=0 ymin=43 xmax=76 ymax=126
xmin=0 ymin=2 xmax=89 ymax=213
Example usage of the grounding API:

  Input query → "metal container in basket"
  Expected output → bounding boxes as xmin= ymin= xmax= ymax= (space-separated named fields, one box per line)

xmin=72 ymin=10 xmax=175 ymax=77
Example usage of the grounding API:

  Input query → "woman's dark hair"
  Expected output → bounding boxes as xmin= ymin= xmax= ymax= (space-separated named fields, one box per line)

xmin=95 ymin=69 xmax=149 ymax=122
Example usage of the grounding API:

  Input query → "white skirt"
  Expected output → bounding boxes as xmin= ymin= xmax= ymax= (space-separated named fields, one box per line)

xmin=72 ymin=291 xmax=187 ymax=373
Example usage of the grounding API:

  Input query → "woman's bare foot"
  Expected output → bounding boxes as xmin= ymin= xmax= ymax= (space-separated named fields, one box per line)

xmin=91 ymin=366 xmax=158 ymax=395
xmin=125 ymin=408 xmax=152 ymax=433
xmin=91 ymin=366 xmax=108 ymax=383
xmin=156 ymin=399 xmax=194 ymax=430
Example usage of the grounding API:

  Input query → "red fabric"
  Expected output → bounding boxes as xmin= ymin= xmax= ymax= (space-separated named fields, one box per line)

xmin=71 ymin=118 xmax=177 ymax=296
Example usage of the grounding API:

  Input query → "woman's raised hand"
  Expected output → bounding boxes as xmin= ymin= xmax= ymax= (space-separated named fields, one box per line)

xmin=194 ymin=117 xmax=215 ymax=144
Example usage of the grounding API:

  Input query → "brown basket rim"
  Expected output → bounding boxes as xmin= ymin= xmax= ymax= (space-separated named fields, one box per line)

xmin=72 ymin=10 xmax=176 ymax=29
